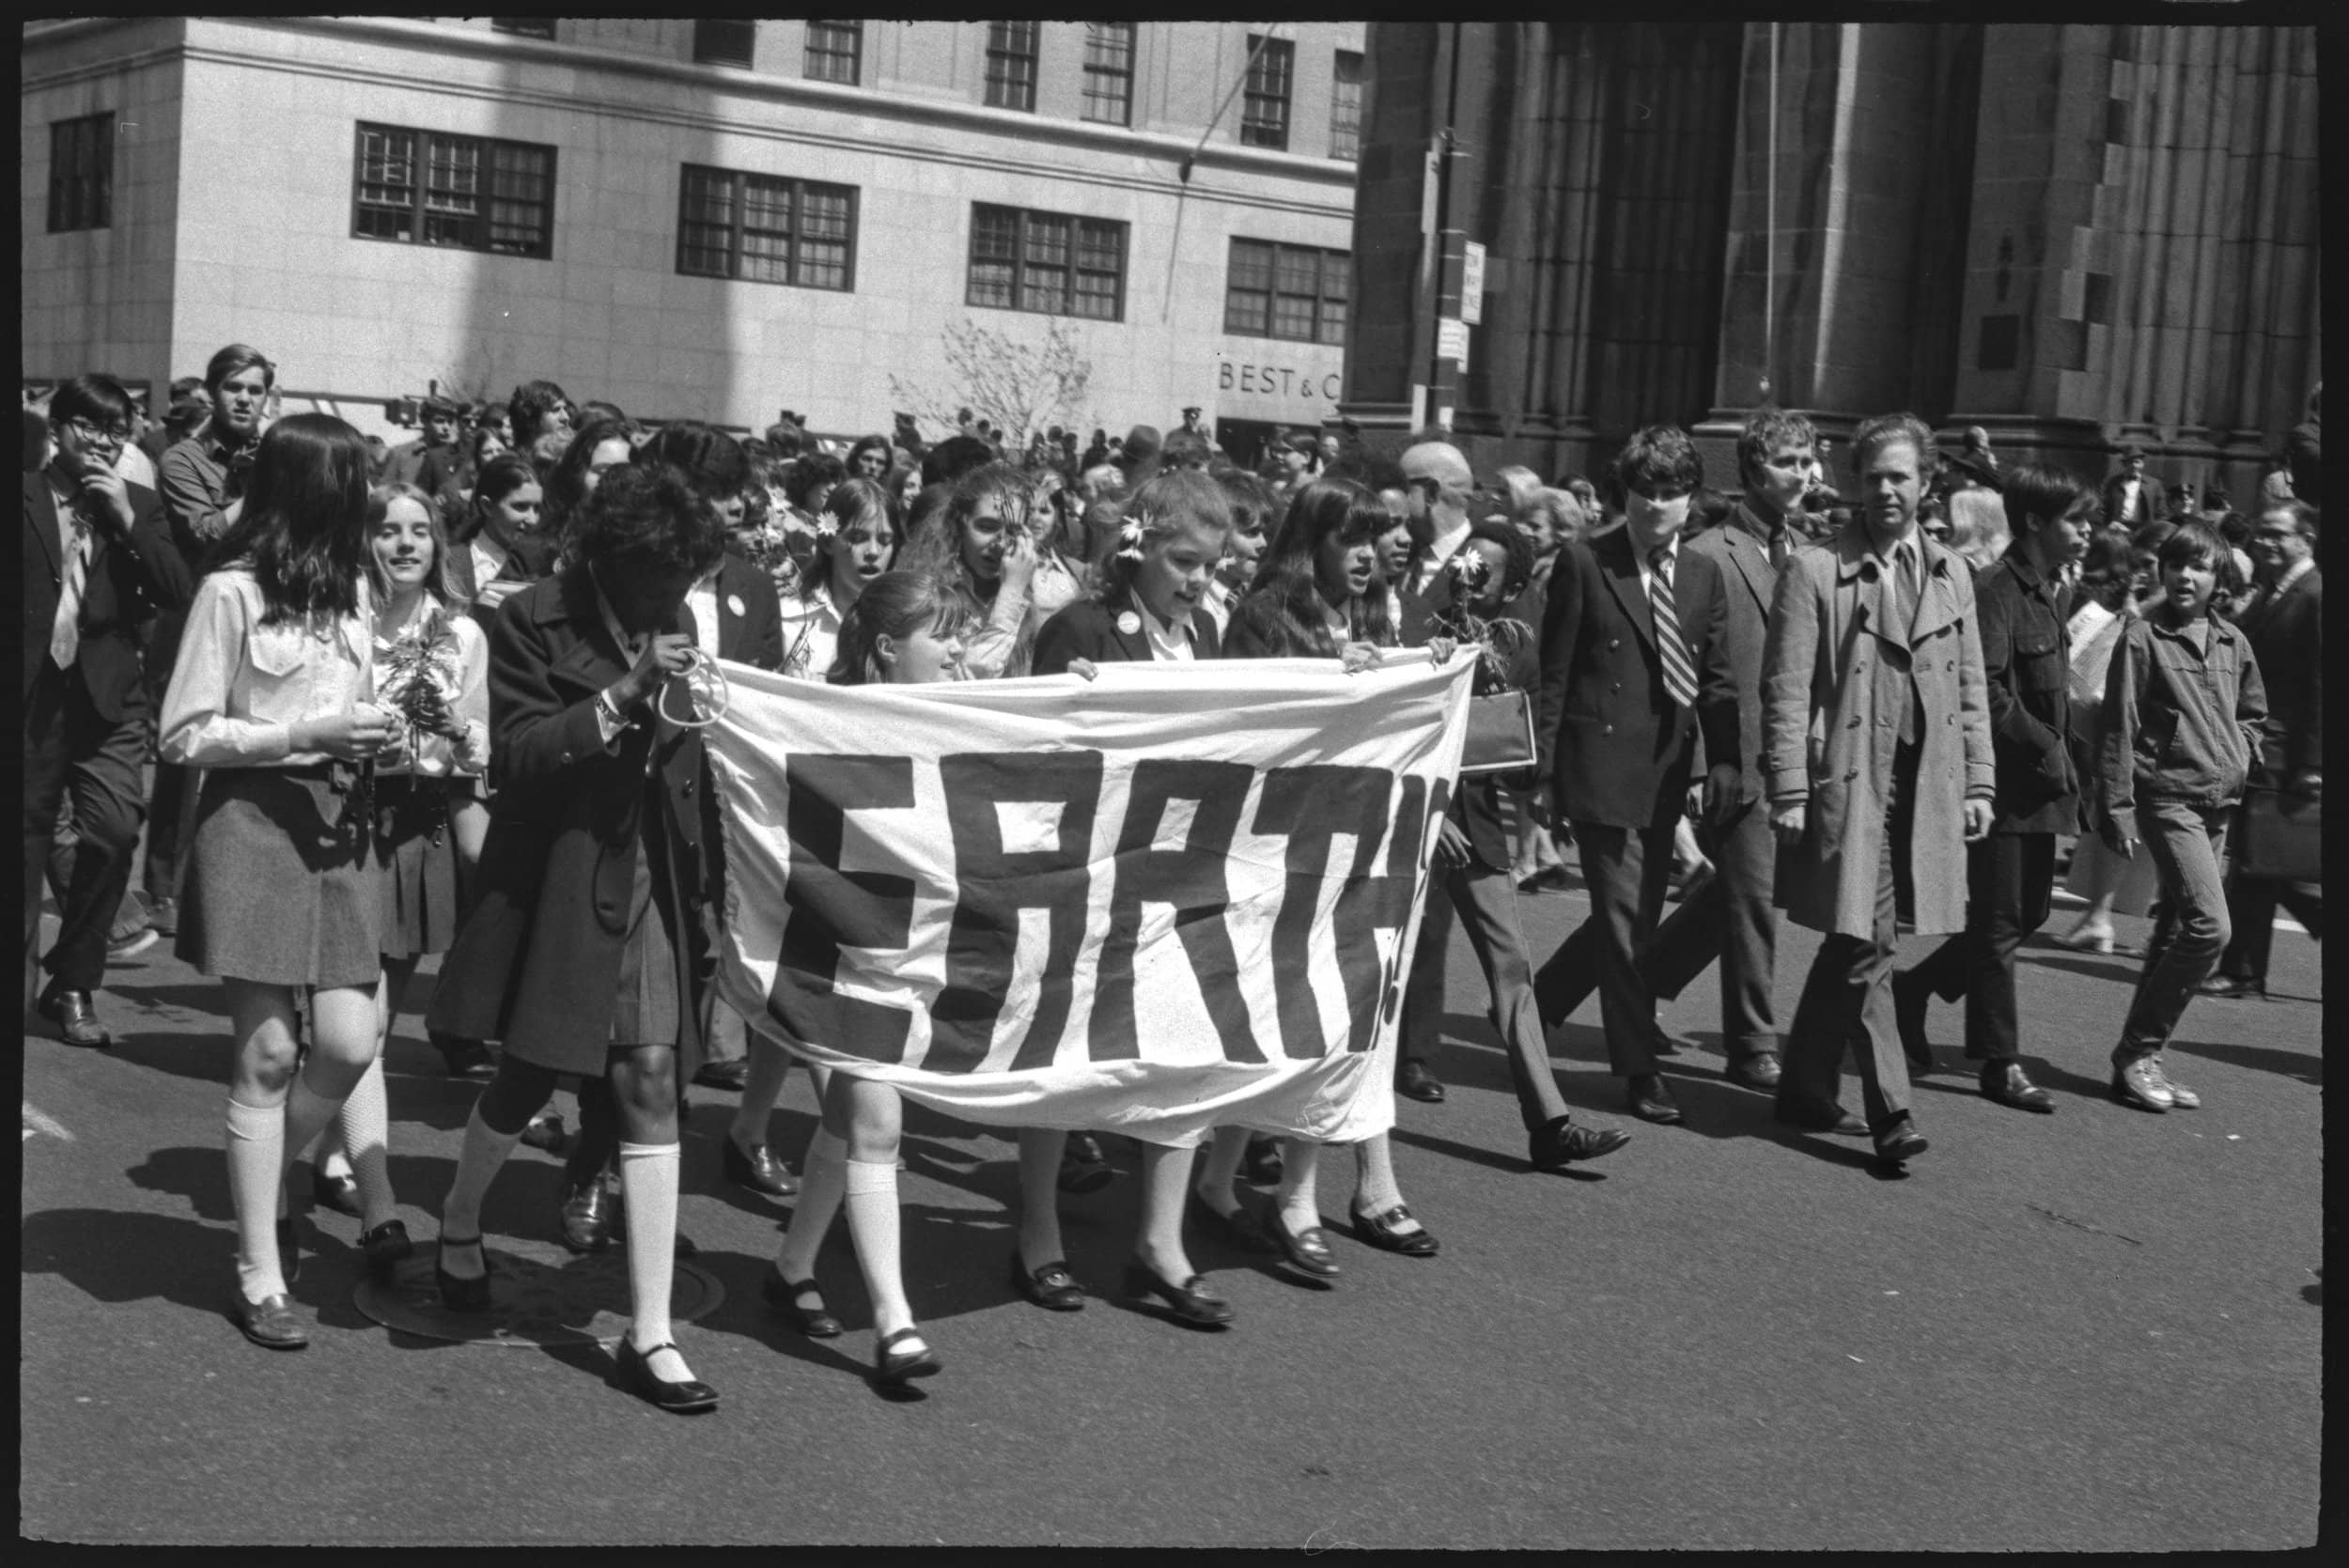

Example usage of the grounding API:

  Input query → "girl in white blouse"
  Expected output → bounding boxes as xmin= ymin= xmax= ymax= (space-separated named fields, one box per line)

xmin=159 ymin=414 xmax=400 ymax=1351
xmin=775 ymin=477 xmax=899 ymax=681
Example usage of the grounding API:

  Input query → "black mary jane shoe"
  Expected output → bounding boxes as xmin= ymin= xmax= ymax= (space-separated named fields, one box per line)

xmin=1011 ymin=1254 xmax=1086 ymax=1312
xmin=875 ymin=1327 xmax=943 ymax=1386
xmin=311 ymin=1166 xmax=362 ymax=1218
xmin=434 ymin=1234 xmax=493 ymax=1313
xmin=1122 ymin=1261 xmax=1235 ymax=1327
xmin=1265 ymin=1208 xmax=1343 ymax=1279
xmin=361 ymin=1219 xmax=413 ymax=1285
xmin=615 ymin=1337 xmax=720 ymax=1413
xmin=233 ymin=1291 xmax=309 ymax=1350
xmin=761 ymin=1268 xmax=844 ymax=1338
xmin=1349 ymin=1201 xmax=1441 ymax=1257
xmin=723 ymin=1137 xmax=800 ymax=1198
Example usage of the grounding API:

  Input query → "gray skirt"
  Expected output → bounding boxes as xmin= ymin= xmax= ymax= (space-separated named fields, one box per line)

xmin=374 ymin=774 xmax=460 ymax=961
xmin=177 ymin=766 xmax=382 ymax=991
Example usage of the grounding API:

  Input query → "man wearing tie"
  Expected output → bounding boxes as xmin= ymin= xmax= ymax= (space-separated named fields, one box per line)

xmin=23 ymin=375 xmax=194 ymax=1045
xmin=1398 ymin=440 xmax=1477 ymax=598
xmin=1765 ymin=412 xmax=1996 ymax=1164
xmin=1533 ymin=425 xmax=1740 ymax=1126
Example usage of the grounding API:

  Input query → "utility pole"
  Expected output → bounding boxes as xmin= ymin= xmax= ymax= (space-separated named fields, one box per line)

xmin=1411 ymin=23 xmax=1471 ymax=436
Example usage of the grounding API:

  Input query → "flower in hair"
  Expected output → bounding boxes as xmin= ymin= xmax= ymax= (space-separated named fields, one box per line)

xmin=1117 ymin=515 xmax=1148 ymax=564
xmin=1445 ymin=547 xmax=1493 ymax=597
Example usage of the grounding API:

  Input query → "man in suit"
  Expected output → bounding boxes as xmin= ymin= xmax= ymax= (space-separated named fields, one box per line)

xmin=1532 ymin=425 xmax=1741 ymax=1126
xmin=2101 ymin=443 xmax=2159 ymax=530
xmin=2207 ymin=499 xmax=2323 ymax=998
xmin=23 ymin=375 xmax=195 ymax=1045
xmin=1766 ymin=412 xmax=1996 ymax=1165
xmin=1399 ymin=440 xmax=1477 ymax=598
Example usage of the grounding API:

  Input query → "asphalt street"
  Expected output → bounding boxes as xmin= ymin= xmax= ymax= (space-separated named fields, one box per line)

xmin=21 ymin=873 xmax=2324 ymax=1547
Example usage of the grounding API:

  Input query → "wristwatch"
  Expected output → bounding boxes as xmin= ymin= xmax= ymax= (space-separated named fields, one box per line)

xmin=595 ymin=688 xmax=630 ymax=730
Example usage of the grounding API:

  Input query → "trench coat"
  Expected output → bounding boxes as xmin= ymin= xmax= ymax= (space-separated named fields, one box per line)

xmin=1761 ymin=520 xmax=1995 ymax=939
xmin=425 ymin=564 xmax=713 ymax=1069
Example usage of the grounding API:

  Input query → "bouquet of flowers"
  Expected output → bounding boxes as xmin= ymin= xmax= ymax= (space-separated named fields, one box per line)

xmin=376 ymin=604 xmax=468 ymax=753
xmin=1439 ymin=549 xmax=1532 ymax=682
xmin=739 ymin=517 xmax=801 ymax=599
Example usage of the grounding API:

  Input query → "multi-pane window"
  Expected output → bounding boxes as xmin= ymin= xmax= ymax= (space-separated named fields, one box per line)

xmin=804 ymin=20 xmax=862 ymax=85
xmin=1240 ymin=35 xmax=1294 ymax=150
xmin=692 ymin=20 xmax=755 ymax=69
xmin=1330 ymin=51 xmax=1363 ymax=161
xmin=968 ymin=204 xmax=1127 ymax=321
xmin=490 ymin=19 xmax=554 ymax=39
xmin=985 ymin=21 xmax=1039 ymax=112
xmin=677 ymin=165 xmax=857 ymax=291
xmin=48 ymin=112 xmax=114 ymax=233
xmin=1081 ymin=23 xmax=1135 ymax=127
xmin=352 ymin=123 xmax=556 ymax=259
xmin=1224 ymin=240 xmax=1348 ymax=345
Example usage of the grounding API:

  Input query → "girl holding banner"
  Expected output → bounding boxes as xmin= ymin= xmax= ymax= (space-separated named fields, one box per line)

xmin=900 ymin=462 xmax=1045 ymax=679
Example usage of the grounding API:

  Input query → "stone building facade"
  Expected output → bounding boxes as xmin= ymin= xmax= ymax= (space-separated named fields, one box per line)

xmin=1342 ymin=20 xmax=2320 ymax=503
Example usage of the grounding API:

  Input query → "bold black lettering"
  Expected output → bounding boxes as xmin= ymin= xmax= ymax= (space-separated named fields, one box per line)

xmin=770 ymin=754 xmax=917 ymax=1063
xmin=1218 ymin=362 xmax=1235 ymax=391
xmin=1092 ymin=759 xmax=1261 ymax=1064
xmin=1252 ymin=765 xmax=1419 ymax=1058
xmin=930 ymin=751 xmax=1104 ymax=1073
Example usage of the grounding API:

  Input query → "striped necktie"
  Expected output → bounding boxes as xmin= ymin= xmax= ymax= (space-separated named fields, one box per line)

xmin=1648 ymin=545 xmax=1698 ymax=708
xmin=50 ymin=499 xmax=91 ymax=670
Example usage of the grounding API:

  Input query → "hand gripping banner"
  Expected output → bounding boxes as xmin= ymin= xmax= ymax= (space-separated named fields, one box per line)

xmin=704 ymin=652 xmax=1474 ymax=1145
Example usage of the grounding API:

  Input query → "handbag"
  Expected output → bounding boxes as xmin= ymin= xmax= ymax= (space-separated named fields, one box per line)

xmin=2236 ymin=786 xmax=2322 ymax=883
xmin=1461 ymin=688 xmax=1537 ymax=774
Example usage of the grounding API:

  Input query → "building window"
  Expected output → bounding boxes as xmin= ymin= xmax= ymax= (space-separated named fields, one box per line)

xmin=490 ymin=19 xmax=554 ymax=39
xmin=1240 ymin=35 xmax=1293 ymax=150
xmin=1224 ymin=240 xmax=1347 ymax=346
xmin=351 ymin=123 xmax=556 ymax=260
xmin=677 ymin=165 xmax=857 ymax=291
xmin=804 ymin=20 xmax=862 ymax=85
xmin=968 ymin=204 xmax=1126 ymax=321
xmin=1330 ymin=51 xmax=1363 ymax=161
xmin=48 ymin=112 xmax=114 ymax=233
xmin=985 ymin=21 xmax=1039 ymax=113
xmin=692 ymin=20 xmax=755 ymax=69
xmin=1081 ymin=23 xmax=1135 ymax=127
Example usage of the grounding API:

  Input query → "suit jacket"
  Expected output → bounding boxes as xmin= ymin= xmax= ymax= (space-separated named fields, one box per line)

xmin=2100 ymin=474 xmax=2159 ymax=530
xmin=23 ymin=471 xmax=194 ymax=717
xmin=446 ymin=528 xmax=555 ymax=634
xmin=1536 ymin=526 xmax=1738 ymax=832
xmin=1762 ymin=521 xmax=1996 ymax=938
xmin=1032 ymin=589 xmax=1222 ymax=675
xmin=2238 ymin=565 xmax=2320 ymax=779
xmin=1402 ymin=577 xmax=1538 ymax=873
xmin=1974 ymin=545 xmax=2077 ymax=833
xmin=1681 ymin=503 xmax=1783 ymax=808
xmin=710 ymin=552 xmax=786 ymax=671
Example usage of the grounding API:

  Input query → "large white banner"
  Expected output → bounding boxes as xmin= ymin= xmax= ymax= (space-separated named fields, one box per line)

xmin=704 ymin=652 xmax=1474 ymax=1145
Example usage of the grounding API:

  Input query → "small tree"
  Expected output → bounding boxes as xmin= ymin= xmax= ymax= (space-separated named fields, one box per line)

xmin=889 ymin=316 xmax=1095 ymax=455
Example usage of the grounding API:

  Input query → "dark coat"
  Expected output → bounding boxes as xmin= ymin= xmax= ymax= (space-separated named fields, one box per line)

xmin=1974 ymin=545 xmax=2078 ymax=834
xmin=1402 ymin=578 xmax=1538 ymax=873
xmin=446 ymin=526 xmax=556 ymax=636
xmin=1032 ymin=589 xmax=1223 ymax=674
xmin=2100 ymin=473 xmax=2160 ymax=530
xmin=2236 ymin=565 xmax=2320 ymax=780
xmin=1535 ymin=525 xmax=1739 ymax=832
xmin=426 ymin=565 xmax=713 ymax=1070
xmin=23 ymin=471 xmax=193 ymax=716
xmin=710 ymin=552 xmax=786 ymax=671
xmin=1680 ymin=503 xmax=1783 ymax=809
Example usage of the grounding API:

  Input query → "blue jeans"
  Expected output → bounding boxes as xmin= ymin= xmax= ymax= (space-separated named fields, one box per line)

xmin=2116 ymin=800 xmax=2232 ymax=1061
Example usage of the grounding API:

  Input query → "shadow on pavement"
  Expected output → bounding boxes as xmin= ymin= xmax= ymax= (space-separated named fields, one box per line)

xmin=1388 ymin=1122 xmax=1602 ymax=1181
xmin=2165 ymin=1034 xmax=2322 ymax=1086
xmin=2023 ymin=952 xmax=2147 ymax=986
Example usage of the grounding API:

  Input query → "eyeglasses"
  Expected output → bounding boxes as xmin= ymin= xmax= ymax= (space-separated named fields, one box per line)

xmin=64 ymin=416 xmax=133 ymax=447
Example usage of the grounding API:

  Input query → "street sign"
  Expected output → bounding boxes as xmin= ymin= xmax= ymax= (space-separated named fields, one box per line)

xmin=1438 ymin=317 xmax=1470 ymax=370
xmin=1460 ymin=241 xmax=1486 ymax=325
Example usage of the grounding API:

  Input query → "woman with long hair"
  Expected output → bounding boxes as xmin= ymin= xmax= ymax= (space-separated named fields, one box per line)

xmin=898 ymin=460 xmax=1045 ymax=679
xmin=777 ymin=476 xmax=900 ymax=681
xmin=763 ymin=570 xmax=971 ymax=1389
xmin=159 ymin=413 xmax=401 ymax=1348
xmin=846 ymin=434 xmax=894 ymax=485
xmin=539 ymin=415 xmax=642 ymax=556
xmin=1947 ymin=487 xmax=2014 ymax=573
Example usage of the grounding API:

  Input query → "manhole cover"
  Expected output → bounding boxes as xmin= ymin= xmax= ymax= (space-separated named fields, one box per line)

xmin=353 ymin=1241 xmax=725 ymax=1346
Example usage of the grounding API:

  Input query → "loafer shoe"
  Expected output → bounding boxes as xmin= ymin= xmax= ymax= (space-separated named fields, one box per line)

xmin=234 ymin=1291 xmax=309 ymax=1350
xmin=1774 ymin=1097 xmax=1868 ymax=1136
xmin=1626 ymin=1073 xmax=1683 ymax=1126
xmin=1892 ymin=972 xmax=1934 ymax=1074
xmin=1873 ymin=1116 xmax=1929 ymax=1163
xmin=723 ymin=1138 xmax=800 ymax=1198
xmin=1123 ymin=1261 xmax=1235 ymax=1327
xmin=361 ymin=1219 xmax=414 ymax=1285
xmin=1529 ymin=1115 xmax=1631 ymax=1170
xmin=1980 ymin=1062 xmax=2056 ymax=1114
xmin=1724 ymin=1052 xmax=1782 ymax=1092
xmin=692 ymin=1057 xmax=751 ymax=1092
xmin=36 ymin=984 xmax=111 ymax=1048
xmin=1396 ymin=1058 xmax=1446 ymax=1102
xmin=1011 ymin=1254 xmax=1086 ymax=1312
xmin=2110 ymin=1057 xmax=2173 ymax=1113
xmin=557 ymin=1176 xmax=616 ymax=1252
xmin=1349 ymin=1202 xmax=1440 ymax=1257
xmin=1267 ymin=1208 xmax=1342 ymax=1278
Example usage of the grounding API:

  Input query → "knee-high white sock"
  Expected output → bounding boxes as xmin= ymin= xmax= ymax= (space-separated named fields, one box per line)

xmin=843 ymin=1157 xmax=914 ymax=1340
xmin=277 ymin=1071 xmax=346 ymax=1194
xmin=1135 ymin=1141 xmax=1198 ymax=1279
xmin=226 ymin=1095 xmax=287 ymax=1303
xmin=618 ymin=1141 xmax=692 ymax=1381
xmin=1353 ymin=1131 xmax=1406 ymax=1218
xmin=1274 ymin=1138 xmax=1322 ymax=1234
xmin=1194 ymin=1126 xmax=1248 ymax=1214
xmin=336 ymin=1055 xmax=396 ymax=1231
xmin=773 ymin=1127 xmax=848 ymax=1282
xmin=438 ymin=1101 xmax=525 ymax=1248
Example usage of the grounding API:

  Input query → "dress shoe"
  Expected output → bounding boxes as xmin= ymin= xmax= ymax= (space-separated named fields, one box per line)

xmin=1396 ymin=1058 xmax=1446 ymax=1103
xmin=1626 ymin=1073 xmax=1683 ymax=1126
xmin=1190 ymin=1192 xmax=1282 ymax=1253
xmin=557 ymin=1176 xmax=616 ymax=1253
xmin=434 ymin=1234 xmax=492 ymax=1312
xmin=1723 ymin=1052 xmax=1781 ymax=1092
xmin=1529 ymin=1115 xmax=1631 ymax=1170
xmin=233 ymin=1291 xmax=309 ymax=1350
xmin=875 ymin=1327 xmax=943 ymax=1384
xmin=1892 ymin=972 xmax=1933 ymax=1074
xmin=1057 ymin=1131 xmax=1113 ymax=1195
xmin=1241 ymin=1135 xmax=1283 ymax=1186
xmin=2145 ymin=1055 xmax=2201 ymax=1110
xmin=2110 ymin=1056 xmax=2174 ymax=1113
xmin=36 ymin=984 xmax=111 ymax=1048
xmin=311 ymin=1166 xmax=362 ymax=1218
xmin=1774 ymin=1097 xmax=1869 ymax=1136
xmin=761 ymin=1268 xmax=844 ymax=1338
xmin=361 ymin=1219 xmax=414 ymax=1285
xmin=1266 ymin=1208 xmax=1342 ymax=1278
xmin=430 ymin=1030 xmax=496 ymax=1080
xmin=723 ymin=1137 xmax=800 ymax=1198
xmin=1011 ymin=1254 xmax=1086 ymax=1312
xmin=518 ymin=1110 xmax=568 ymax=1154
xmin=1123 ymin=1261 xmax=1235 ymax=1327
xmin=615 ymin=1336 xmax=720 ymax=1413
xmin=692 ymin=1057 xmax=751 ymax=1092
xmin=2198 ymin=974 xmax=2266 ymax=1001
xmin=1349 ymin=1201 xmax=1440 ymax=1257
xmin=1980 ymin=1061 xmax=2056 ymax=1113
xmin=1873 ymin=1117 xmax=1929 ymax=1163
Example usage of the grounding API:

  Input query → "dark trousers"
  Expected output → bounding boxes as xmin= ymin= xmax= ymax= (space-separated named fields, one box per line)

xmin=1902 ymin=831 xmax=2057 ymax=1063
xmin=143 ymin=761 xmax=204 ymax=904
xmin=1779 ymin=745 xmax=1919 ymax=1132
xmin=2217 ymin=867 xmax=2322 ymax=984
xmin=1540 ymin=819 xmax=1676 ymax=1078
xmin=1402 ymin=862 xmax=1570 ymax=1132
xmin=23 ymin=661 xmax=149 ymax=996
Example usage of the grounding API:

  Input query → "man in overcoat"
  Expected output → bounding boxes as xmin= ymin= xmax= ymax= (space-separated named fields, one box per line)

xmin=1764 ymin=412 xmax=1995 ymax=1164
